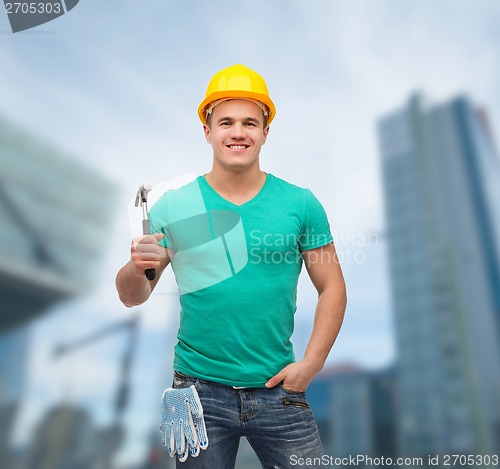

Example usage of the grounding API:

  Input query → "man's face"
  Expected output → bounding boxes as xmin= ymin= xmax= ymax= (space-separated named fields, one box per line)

xmin=203 ymin=99 xmax=269 ymax=173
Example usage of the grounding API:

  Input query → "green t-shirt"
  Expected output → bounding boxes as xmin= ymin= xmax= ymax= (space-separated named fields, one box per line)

xmin=149 ymin=173 xmax=333 ymax=387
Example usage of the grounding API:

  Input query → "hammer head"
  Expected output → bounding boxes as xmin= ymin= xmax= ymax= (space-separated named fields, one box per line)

xmin=134 ymin=183 xmax=153 ymax=207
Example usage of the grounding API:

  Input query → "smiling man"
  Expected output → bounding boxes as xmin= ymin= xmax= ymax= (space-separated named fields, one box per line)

xmin=205 ymin=99 xmax=269 ymax=175
xmin=116 ymin=64 xmax=347 ymax=468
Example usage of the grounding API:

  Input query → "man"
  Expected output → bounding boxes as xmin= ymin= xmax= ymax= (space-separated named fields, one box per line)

xmin=116 ymin=64 xmax=347 ymax=468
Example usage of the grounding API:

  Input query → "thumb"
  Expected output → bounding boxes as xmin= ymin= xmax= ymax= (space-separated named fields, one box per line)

xmin=265 ymin=369 xmax=287 ymax=388
xmin=153 ymin=232 xmax=165 ymax=242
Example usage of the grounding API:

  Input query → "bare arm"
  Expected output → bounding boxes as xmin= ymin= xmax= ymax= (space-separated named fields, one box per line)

xmin=116 ymin=233 xmax=171 ymax=307
xmin=265 ymin=242 xmax=347 ymax=392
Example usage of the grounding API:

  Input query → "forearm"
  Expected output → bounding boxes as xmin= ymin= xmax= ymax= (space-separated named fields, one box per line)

xmin=116 ymin=260 xmax=153 ymax=307
xmin=116 ymin=233 xmax=168 ymax=307
xmin=265 ymin=284 xmax=347 ymax=391
xmin=303 ymin=285 xmax=347 ymax=372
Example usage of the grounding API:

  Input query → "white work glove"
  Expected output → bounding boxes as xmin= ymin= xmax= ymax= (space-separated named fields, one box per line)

xmin=160 ymin=385 xmax=209 ymax=462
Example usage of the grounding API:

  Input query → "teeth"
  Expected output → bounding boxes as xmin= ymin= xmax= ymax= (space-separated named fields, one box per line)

xmin=229 ymin=145 xmax=247 ymax=149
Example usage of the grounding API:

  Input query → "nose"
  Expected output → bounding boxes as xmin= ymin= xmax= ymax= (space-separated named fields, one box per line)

xmin=230 ymin=122 xmax=245 ymax=139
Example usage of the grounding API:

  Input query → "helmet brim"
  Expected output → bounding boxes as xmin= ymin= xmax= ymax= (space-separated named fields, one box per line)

xmin=198 ymin=90 xmax=275 ymax=125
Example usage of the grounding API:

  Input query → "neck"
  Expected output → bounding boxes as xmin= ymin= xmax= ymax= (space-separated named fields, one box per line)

xmin=204 ymin=166 xmax=267 ymax=205
xmin=205 ymin=165 xmax=266 ymax=195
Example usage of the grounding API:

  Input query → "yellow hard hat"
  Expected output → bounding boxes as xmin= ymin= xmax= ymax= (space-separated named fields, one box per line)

xmin=198 ymin=64 xmax=276 ymax=125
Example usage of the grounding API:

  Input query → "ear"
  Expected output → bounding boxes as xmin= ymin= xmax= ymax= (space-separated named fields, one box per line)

xmin=262 ymin=125 xmax=270 ymax=144
xmin=203 ymin=124 xmax=211 ymax=143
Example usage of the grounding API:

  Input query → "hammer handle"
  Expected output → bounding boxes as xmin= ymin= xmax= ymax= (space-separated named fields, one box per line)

xmin=142 ymin=219 xmax=156 ymax=281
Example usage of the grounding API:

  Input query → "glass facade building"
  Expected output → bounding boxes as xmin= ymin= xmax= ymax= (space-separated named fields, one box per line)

xmin=377 ymin=95 xmax=500 ymax=458
xmin=0 ymin=115 xmax=119 ymax=332
xmin=308 ymin=365 xmax=397 ymax=461
xmin=0 ymin=115 xmax=119 ymax=467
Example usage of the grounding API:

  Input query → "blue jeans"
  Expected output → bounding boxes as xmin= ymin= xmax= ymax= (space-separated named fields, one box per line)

xmin=172 ymin=371 xmax=323 ymax=468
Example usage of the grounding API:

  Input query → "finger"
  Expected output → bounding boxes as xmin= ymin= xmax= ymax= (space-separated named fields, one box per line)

xmin=133 ymin=234 xmax=161 ymax=246
xmin=193 ymin=414 xmax=209 ymax=450
xmin=188 ymin=385 xmax=203 ymax=418
xmin=133 ymin=245 xmax=161 ymax=259
xmin=130 ymin=256 xmax=161 ymax=273
xmin=265 ymin=369 xmax=287 ymax=388
xmin=153 ymin=232 xmax=165 ymax=242
xmin=132 ymin=249 xmax=161 ymax=261
xmin=131 ymin=243 xmax=160 ymax=260
xmin=175 ymin=420 xmax=186 ymax=456
xmin=183 ymin=407 xmax=198 ymax=447
xmin=177 ymin=432 xmax=189 ymax=463
xmin=167 ymin=422 xmax=176 ymax=457
xmin=190 ymin=444 xmax=201 ymax=458
xmin=131 ymin=239 xmax=163 ymax=270
xmin=135 ymin=239 xmax=160 ymax=250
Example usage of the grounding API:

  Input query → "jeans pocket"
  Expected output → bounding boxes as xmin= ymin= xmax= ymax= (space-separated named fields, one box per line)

xmin=278 ymin=383 xmax=306 ymax=395
xmin=278 ymin=383 xmax=310 ymax=409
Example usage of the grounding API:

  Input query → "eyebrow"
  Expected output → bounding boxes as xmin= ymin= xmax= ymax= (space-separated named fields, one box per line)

xmin=244 ymin=117 xmax=261 ymax=125
xmin=217 ymin=116 xmax=262 ymax=125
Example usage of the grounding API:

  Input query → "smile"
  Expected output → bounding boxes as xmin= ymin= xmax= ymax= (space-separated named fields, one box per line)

xmin=227 ymin=144 xmax=249 ymax=150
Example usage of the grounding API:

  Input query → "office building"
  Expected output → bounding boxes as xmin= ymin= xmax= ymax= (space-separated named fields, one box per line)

xmin=377 ymin=94 xmax=500 ymax=458
xmin=308 ymin=364 xmax=397 ymax=461
xmin=0 ymin=115 xmax=119 ymax=333
xmin=0 ymin=114 xmax=119 ymax=466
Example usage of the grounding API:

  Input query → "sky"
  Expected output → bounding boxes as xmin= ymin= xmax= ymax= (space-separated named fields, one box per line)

xmin=1 ymin=0 xmax=500 ymax=465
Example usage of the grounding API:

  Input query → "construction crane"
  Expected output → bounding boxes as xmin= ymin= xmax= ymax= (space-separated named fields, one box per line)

xmin=52 ymin=314 xmax=139 ymax=468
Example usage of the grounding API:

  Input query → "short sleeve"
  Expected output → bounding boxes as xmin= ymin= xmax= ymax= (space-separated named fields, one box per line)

xmin=298 ymin=189 xmax=333 ymax=251
xmin=148 ymin=194 xmax=174 ymax=249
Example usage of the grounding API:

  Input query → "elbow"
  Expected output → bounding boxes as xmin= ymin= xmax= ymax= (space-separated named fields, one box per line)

xmin=118 ymin=295 xmax=144 ymax=308
xmin=119 ymin=296 xmax=135 ymax=308
xmin=336 ymin=275 xmax=347 ymax=308
xmin=339 ymin=280 xmax=347 ymax=312
xmin=117 ymin=289 xmax=146 ymax=308
xmin=341 ymin=282 xmax=347 ymax=305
